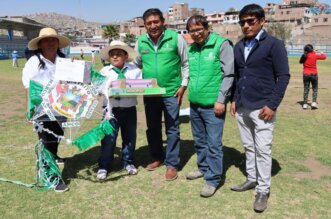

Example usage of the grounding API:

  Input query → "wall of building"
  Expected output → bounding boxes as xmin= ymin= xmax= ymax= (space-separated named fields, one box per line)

xmin=282 ymin=0 xmax=317 ymax=6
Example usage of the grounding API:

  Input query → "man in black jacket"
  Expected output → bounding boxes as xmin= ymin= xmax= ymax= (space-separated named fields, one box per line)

xmin=230 ymin=4 xmax=290 ymax=212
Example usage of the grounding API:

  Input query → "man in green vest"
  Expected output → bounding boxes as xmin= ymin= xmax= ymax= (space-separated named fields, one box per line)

xmin=133 ymin=8 xmax=189 ymax=181
xmin=185 ymin=15 xmax=234 ymax=197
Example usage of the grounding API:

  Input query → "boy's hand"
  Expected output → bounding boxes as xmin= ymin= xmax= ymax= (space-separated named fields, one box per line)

xmin=259 ymin=106 xmax=275 ymax=121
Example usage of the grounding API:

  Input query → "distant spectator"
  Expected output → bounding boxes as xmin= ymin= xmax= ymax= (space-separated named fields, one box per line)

xmin=101 ymin=58 xmax=110 ymax=66
xmin=299 ymin=44 xmax=327 ymax=110
xmin=91 ymin=50 xmax=96 ymax=63
xmin=80 ymin=49 xmax=84 ymax=59
xmin=11 ymin=50 xmax=19 ymax=68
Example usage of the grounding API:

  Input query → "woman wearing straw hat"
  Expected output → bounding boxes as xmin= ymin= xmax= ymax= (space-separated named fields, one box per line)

xmin=22 ymin=27 xmax=71 ymax=192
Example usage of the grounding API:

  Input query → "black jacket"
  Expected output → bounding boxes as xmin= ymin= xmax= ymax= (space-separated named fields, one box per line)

xmin=233 ymin=31 xmax=290 ymax=110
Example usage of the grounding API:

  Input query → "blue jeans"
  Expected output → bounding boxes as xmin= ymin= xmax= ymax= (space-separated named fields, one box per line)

xmin=190 ymin=103 xmax=225 ymax=187
xmin=99 ymin=106 xmax=137 ymax=170
xmin=144 ymin=96 xmax=180 ymax=168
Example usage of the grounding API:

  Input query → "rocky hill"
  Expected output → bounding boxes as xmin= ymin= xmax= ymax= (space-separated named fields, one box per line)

xmin=25 ymin=12 xmax=100 ymax=29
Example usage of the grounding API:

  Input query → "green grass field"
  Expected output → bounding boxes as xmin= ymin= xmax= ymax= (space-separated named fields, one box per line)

xmin=0 ymin=56 xmax=331 ymax=218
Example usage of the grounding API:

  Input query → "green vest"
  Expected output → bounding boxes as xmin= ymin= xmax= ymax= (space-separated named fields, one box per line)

xmin=138 ymin=29 xmax=181 ymax=96
xmin=188 ymin=32 xmax=227 ymax=106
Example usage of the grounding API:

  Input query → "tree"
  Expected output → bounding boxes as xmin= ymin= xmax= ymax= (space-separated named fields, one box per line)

xmin=63 ymin=33 xmax=76 ymax=42
xmin=102 ymin=25 xmax=119 ymax=44
xmin=123 ymin=33 xmax=136 ymax=46
xmin=191 ymin=8 xmax=201 ymax=16
xmin=266 ymin=22 xmax=292 ymax=42
xmin=227 ymin=7 xmax=237 ymax=12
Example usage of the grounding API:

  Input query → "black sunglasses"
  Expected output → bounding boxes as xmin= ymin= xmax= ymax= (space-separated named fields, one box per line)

xmin=238 ymin=18 xmax=259 ymax=27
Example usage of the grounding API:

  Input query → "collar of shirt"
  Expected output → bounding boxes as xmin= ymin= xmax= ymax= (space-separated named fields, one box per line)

xmin=196 ymin=32 xmax=211 ymax=48
xmin=244 ymin=28 xmax=264 ymax=48
xmin=147 ymin=30 xmax=165 ymax=48
xmin=112 ymin=66 xmax=128 ymax=79
xmin=108 ymin=63 xmax=130 ymax=71
xmin=39 ymin=53 xmax=63 ymax=66
xmin=244 ymin=29 xmax=264 ymax=61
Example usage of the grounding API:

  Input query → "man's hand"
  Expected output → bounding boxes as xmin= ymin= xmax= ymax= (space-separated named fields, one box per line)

xmin=214 ymin=102 xmax=226 ymax=117
xmin=230 ymin=102 xmax=236 ymax=116
xmin=259 ymin=106 xmax=275 ymax=121
xmin=174 ymin=86 xmax=186 ymax=106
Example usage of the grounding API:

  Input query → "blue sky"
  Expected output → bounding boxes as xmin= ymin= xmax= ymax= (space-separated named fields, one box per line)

xmin=1 ymin=0 xmax=330 ymax=23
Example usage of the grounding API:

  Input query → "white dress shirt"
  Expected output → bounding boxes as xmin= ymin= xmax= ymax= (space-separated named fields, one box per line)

xmin=22 ymin=54 xmax=59 ymax=88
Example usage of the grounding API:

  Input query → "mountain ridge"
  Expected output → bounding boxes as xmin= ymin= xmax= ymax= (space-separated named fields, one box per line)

xmin=25 ymin=12 xmax=101 ymax=30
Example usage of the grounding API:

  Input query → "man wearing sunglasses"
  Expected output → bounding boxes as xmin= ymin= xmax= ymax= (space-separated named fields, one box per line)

xmin=230 ymin=4 xmax=290 ymax=212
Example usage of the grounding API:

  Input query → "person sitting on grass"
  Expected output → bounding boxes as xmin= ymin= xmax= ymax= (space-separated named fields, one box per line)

xmin=96 ymin=40 xmax=142 ymax=180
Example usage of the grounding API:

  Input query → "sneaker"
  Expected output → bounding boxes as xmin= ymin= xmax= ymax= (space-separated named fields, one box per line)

xmin=97 ymin=169 xmax=107 ymax=180
xmin=200 ymin=184 xmax=217 ymax=198
xmin=125 ymin=164 xmax=138 ymax=175
xmin=302 ymin=103 xmax=308 ymax=109
xmin=55 ymin=157 xmax=65 ymax=165
xmin=311 ymin=102 xmax=318 ymax=109
xmin=54 ymin=181 xmax=69 ymax=193
xmin=186 ymin=170 xmax=203 ymax=180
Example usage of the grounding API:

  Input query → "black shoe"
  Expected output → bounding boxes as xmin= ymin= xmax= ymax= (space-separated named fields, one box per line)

xmin=254 ymin=192 xmax=269 ymax=212
xmin=54 ymin=181 xmax=69 ymax=193
xmin=231 ymin=180 xmax=257 ymax=192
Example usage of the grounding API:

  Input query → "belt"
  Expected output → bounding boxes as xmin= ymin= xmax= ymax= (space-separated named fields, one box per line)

xmin=112 ymin=106 xmax=135 ymax=111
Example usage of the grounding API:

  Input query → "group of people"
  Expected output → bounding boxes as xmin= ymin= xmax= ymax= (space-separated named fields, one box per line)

xmin=24 ymin=3 xmax=331 ymax=213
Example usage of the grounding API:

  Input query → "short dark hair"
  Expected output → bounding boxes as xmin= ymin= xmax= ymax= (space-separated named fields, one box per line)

xmin=143 ymin=8 xmax=164 ymax=23
xmin=239 ymin=4 xmax=265 ymax=20
xmin=300 ymin=44 xmax=314 ymax=64
xmin=304 ymin=44 xmax=314 ymax=53
xmin=186 ymin=15 xmax=209 ymax=31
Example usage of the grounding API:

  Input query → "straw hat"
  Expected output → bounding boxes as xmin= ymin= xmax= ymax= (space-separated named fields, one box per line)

xmin=28 ymin=27 xmax=71 ymax=50
xmin=100 ymin=40 xmax=138 ymax=61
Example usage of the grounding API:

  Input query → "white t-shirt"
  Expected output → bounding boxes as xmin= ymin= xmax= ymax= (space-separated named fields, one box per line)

xmin=99 ymin=63 xmax=142 ymax=108
xmin=22 ymin=54 xmax=59 ymax=88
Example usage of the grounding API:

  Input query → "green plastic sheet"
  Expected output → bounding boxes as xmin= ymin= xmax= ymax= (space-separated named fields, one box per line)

xmin=72 ymin=120 xmax=117 ymax=151
xmin=27 ymin=80 xmax=43 ymax=120
xmin=90 ymin=67 xmax=106 ymax=87
xmin=0 ymin=141 xmax=63 ymax=191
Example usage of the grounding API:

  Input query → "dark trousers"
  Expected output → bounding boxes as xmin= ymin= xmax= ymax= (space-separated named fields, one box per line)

xmin=143 ymin=96 xmax=180 ymax=168
xmin=303 ymin=74 xmax=318 ymax=103
xmin=99 ymin=106 xmax=137 ymax=170
xmin=36 ymin=121 xmax=64 ymax=157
